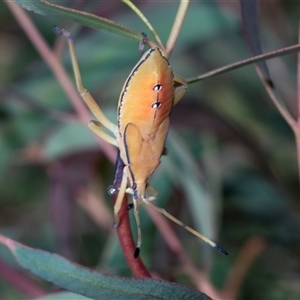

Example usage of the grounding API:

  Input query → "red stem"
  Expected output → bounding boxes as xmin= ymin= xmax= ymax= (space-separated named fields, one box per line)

xmin=114 ymin=192 xmax=151 ymax=278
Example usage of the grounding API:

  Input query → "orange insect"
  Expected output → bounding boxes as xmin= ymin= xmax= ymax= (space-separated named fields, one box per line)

xmin=53 ymin=27 xmax=227 ymax=258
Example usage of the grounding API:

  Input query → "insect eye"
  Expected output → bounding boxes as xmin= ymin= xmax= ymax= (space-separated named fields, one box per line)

xmin=151 ymin=102 xmax=161 ymax=109
xmin=153 ymin=84 xmax=162 ymax=91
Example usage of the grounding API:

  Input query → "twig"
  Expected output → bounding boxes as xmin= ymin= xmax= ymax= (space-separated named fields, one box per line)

xmin=166 ymin=0 xmax=190 ymax=58
xmin=187 ymin=43 xmax=300 ymax=84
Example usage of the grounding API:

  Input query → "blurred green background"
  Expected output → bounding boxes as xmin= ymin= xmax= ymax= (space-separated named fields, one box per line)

xmin=1 ymin=1 xmax=300 ymax=299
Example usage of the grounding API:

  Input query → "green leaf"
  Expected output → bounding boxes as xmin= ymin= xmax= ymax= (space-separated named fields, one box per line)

xmin=7 ymin=240 xmax=211 ymax=300
xmin=13 ymin=0 xmax=142 ymax=40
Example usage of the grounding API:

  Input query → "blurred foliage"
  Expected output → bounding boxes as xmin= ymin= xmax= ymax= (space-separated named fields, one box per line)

xmin=1 ymin=1 xmax=300 ymax=299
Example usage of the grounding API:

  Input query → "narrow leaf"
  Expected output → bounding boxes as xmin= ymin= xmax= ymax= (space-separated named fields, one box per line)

xmin=240 ymin=0 xmax=296 ymax=128
xmin=240 ymin=0 xmax=270 ymax=79
xmin=13 ymin=0 xmax=142 ymax=40
xmin=5 ymin=238 xmax=211 ymax=300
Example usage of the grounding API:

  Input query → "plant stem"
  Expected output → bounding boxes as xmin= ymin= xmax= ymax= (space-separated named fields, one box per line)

xmin=187 ymin=43 xmax=300 ymax=84
xmin=113 ymin=152 xmax=151 ymax=278
xmin=115 ymin=193 xmax=151 ymax=278
xmin=166 ymin=0 xmax=190 ymax=58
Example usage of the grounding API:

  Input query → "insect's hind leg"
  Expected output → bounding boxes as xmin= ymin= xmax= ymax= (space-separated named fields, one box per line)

xmin=142 ymin=198 xmax=228 ymax=255
xmin=53 ymin=27 xmax=116 ymax=133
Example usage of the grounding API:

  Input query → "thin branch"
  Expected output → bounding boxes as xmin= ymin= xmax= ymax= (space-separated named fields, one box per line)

xmin=166 ymin=0 xmax=190 ymax=58
xmin=187 ymin=43 xmax=300 ymax=84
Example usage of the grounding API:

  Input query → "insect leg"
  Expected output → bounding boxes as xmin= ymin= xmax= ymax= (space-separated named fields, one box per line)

xmin=173 ymin=73 xmax=188 ymax=106
xmin=88 ymin=121 xmax=117 ymax=146
xmin=113 ymin=168 xmax=142 ymax=258
xmin=142 ymin=198 xmax=228 ymax=256
xmin=53 ymin=26 xmax=116 ymax=133
xmin=132 ymin=196 xmax=142 ymax=258
xmin=144 ymin=184 xmax=158 ymax=202
xmin=113 ymin=170 xmax=128 ymax=227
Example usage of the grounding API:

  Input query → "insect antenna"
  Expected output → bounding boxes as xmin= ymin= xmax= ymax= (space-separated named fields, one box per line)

xmin=142 ymin=198 xmax=228 ymax=256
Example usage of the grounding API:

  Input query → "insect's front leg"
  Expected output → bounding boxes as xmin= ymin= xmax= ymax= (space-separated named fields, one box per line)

xmin=53 ymin=27 xmax=116 ymax=134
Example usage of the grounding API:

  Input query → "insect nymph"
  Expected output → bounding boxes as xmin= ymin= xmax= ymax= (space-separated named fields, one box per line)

xmin=53 ymin=27 xmax=227 ymax=258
